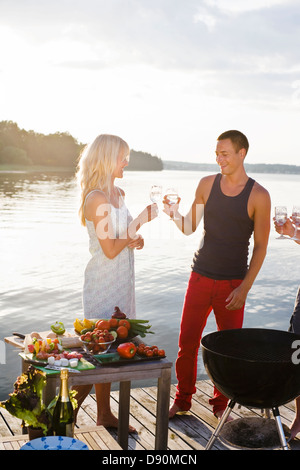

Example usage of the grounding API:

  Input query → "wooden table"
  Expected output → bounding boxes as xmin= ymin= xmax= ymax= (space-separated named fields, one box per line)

xmin=5 ymin=335 xmax=172 ymax=450
xmin=43 ymin=358 xmax=172 ymax=450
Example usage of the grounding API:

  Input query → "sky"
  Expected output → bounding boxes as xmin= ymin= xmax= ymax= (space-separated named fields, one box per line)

xmin=0 ymin=0 xmax=300 ymax=165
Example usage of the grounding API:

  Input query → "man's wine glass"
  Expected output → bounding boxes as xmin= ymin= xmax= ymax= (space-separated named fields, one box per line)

xmin=165 ymin=187 xmax=180 ymax=220
xmin=291 ymin=205 xmax=300 ymax=240
xmin=275 ymin=206 xmax=288 ymax=239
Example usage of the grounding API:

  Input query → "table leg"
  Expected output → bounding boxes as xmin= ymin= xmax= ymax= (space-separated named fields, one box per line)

xmin=118 ymin=380 xmax=131 ymax=450
xmin=155 ymin=367 xmax=171 ymax=450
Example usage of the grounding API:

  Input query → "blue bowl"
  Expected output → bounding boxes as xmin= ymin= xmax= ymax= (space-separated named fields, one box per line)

xmin=20 ymin=435 xmax=89 ymax=450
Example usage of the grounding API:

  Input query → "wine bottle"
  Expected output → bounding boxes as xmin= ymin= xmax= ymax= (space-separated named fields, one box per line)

xmin=52 ymin=369 xmax=74 ymax=437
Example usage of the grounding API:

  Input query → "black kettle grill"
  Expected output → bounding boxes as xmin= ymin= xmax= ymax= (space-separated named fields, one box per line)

xmin=201 ymin=328 xmax=300 ymax=450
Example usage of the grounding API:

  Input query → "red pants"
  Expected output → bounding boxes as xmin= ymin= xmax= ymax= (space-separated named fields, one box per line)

xmin=174 ymin=272 xmax=245 ymax=415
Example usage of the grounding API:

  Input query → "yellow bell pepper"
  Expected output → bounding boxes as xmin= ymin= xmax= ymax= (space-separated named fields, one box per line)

xmin=74 ymin=318 xmax=84 ymax=334
xmin=82 ymin=318 xmax=95 ymax=329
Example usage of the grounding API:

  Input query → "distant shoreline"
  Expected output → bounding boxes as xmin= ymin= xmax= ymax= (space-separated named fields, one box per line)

xmin=1 ymin=161 xmax=300 ymax=175
xmin=163 ymin=160 xmax=300 ymax=175
xmin=1 ymin=121 xmax=299 ymax=175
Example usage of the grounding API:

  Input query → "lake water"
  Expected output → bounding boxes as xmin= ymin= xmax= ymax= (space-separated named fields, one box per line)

xmin=0 ymin=169 xmax=299 ymax=399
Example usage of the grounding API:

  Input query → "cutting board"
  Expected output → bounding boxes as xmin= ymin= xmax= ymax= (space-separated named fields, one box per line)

xmin=5 ymin=332 xmax=81 ymax=350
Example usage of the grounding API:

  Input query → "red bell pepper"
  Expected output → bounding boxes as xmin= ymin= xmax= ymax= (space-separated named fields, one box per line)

xmin=117 ymin=342 xmax=137 ymax=359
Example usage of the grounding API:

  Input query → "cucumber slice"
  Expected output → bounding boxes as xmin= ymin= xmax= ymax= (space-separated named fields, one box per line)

xmin=110 ymin=330 xmax=118 ymax=339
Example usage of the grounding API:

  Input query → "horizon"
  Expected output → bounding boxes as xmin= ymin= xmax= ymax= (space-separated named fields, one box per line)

xmin=1 ymin=119 xmax=300 ymax=170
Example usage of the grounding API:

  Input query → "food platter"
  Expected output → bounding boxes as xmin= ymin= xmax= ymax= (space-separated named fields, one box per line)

xmin=20 ymin=352 xmax=95 ymax=374
xmin=10 ymin=310 xmax=166 ymax=372
xmin=93 ymin=350 xmax=166 ymax=367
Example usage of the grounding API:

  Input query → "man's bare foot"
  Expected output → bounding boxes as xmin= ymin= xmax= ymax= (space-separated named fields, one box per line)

xmin=97 ymin=413 xmax=136 ymax=433
xmin=169 ymin=402 xmax=184 ymax=419
xmin=215 ymin=410 xmax=234 ymax=422
xmin=289 ymin=418 xmax=300 ymax=440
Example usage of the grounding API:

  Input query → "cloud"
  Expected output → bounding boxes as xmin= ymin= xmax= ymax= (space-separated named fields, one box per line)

xmin=204 ymin=0 xmax=300 ymax=14
xmin=1 ymin=0 xmax=299 ymax=74
xmin=0 ymin=0 xmax=300 ymax=164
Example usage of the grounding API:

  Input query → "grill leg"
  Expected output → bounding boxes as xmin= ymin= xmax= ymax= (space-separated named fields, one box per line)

xmin=272 ymin=407 xmax=289 ymax=450
xmin=205 ymin=400 xmax=235 ymax=450
xmin=262 ymin=408 xmax=271 ymax=418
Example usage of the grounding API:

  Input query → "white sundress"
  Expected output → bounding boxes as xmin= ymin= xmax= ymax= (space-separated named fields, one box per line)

xmin=82 ymin=189 xmax=136 ymax=320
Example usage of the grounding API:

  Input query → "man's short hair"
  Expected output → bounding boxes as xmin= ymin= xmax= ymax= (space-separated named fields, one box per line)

xmin=217 ymin=130 xmax=249 ymax=155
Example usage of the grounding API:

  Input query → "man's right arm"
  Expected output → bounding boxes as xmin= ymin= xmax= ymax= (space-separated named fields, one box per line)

xmin=163 ymin=175 xmax=214 ymax=235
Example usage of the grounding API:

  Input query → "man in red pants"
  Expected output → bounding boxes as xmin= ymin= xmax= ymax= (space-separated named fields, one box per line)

xmin=164 ymin=130 xmax=271 ymax=419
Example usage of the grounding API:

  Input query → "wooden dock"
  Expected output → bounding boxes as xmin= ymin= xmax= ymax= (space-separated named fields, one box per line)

xmin=1 ymin=380 xmax=300 ymax=450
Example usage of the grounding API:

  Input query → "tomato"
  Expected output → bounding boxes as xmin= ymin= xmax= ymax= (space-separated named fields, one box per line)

xmin=118 ymin=319 xmax=131 ymax=330
xmin=92 ymin=344 xmax=101 ymax=353
xmin=136 ymin=342 xmax=165 ymax=358
xmin=116 ymin=325 xmax=128 ymax=339
xmin=109 ymin=318 xmax=119 ymax=328
xmin=96 ymin=320 xmax=110 ymax=330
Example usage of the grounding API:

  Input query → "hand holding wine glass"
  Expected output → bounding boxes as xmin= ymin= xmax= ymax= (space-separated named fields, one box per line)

xmin=274 ymin=206 xmax=288 ymax=239
xmin=164 ymin=187 xmax=180 ymax=220
xmin=150 ymin=185 xmax=162 ymax=204
xmin=291 ymin=205 xmax=300 ymax=240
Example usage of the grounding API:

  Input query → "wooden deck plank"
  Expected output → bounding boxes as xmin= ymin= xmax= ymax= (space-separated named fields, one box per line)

xmin=1 ymin=380 xmax=300 ymax=450
xmin=109 ymin=390 xmax=155 ymax=450
xmin=79 ymin=431 xmax=102 ymax=450
xmin=127 ymin=387 xmax=194 ymax=451
xmin=144 ymin=385 xmax=216 ymax=449
xmin=0 ymin=407 xmax=23 ymax=436
xmin=0 ymin=425 xmax=122 ymax=450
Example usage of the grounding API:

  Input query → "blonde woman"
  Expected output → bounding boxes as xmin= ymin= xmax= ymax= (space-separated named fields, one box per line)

xmin=75 ymin=134 xmax=158 ymax=431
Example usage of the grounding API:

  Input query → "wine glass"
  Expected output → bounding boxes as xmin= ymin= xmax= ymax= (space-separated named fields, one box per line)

xmin=150 ymin=185 xmax=162 ymax=204
xmin=165 ymin=187 xmax=180 ymax=220
xmin=291 ymin=205 xmax=300 ymax=240
xmin=275 ymin=206 xmax=288 ymax=239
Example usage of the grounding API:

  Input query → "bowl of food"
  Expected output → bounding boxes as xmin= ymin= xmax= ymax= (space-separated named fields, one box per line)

xmin=80 ymin=329 xmax=116 ymax=355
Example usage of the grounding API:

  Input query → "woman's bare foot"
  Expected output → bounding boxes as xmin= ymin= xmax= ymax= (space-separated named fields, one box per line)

xmin=289 ymin=418 xmax=300 ymax=440
xmin=97 ymin=412 xmax=136 ymax=433
xmin=215 ymin=410 xmax=234 ymax=422
xmin=169 ymin=402 xmax=184 ymax=419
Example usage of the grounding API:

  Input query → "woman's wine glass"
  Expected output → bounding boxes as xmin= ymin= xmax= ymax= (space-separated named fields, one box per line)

xmin=275 ymin=206 xmax=288 ymax=239
xmin=165 ymin=187 xmax=180 ymax=220
xmin=150 ymin=185 xmax=162 ymax=217
xmin=291 ymin=205 xmax=300 ymax=240
xmin=150 ymin=185 xmax=162 ymax=204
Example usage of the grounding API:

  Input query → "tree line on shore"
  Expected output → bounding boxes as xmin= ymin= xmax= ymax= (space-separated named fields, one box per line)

xmin=163 ymin=159 xmax=300 ymax=175
xmin=1 ymin=121 xmax=299 ymax=175
xmin=0 ymin=120 xmax=163 ymax=171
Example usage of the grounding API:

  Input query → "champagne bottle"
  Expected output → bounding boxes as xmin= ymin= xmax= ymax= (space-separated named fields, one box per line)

xmin=52 ymin=369 xmax=74 ymax=437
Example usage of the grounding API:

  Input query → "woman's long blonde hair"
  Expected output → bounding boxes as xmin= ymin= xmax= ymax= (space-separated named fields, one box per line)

xmin=76 ymin=134 xmax=130 ymax=226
